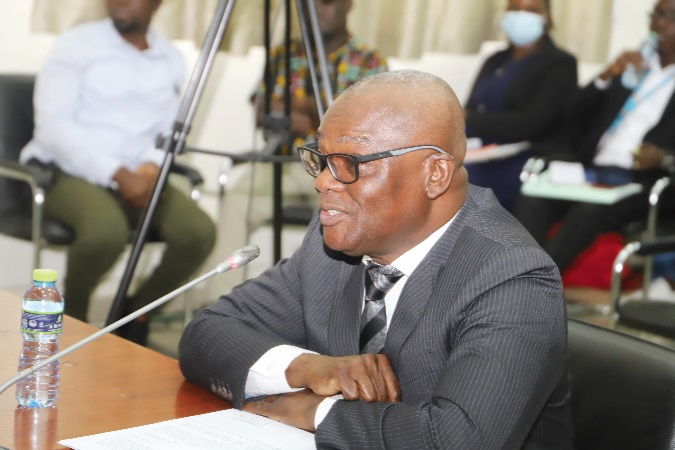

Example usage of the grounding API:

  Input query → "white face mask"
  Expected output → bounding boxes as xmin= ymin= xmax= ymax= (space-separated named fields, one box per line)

xmin=500 ymin=11 xmax=546 ymax=47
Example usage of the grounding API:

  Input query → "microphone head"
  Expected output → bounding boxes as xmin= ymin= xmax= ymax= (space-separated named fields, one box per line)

xmin=216 ymin=244 xmax=261 ymax=273
xmin=239 ymin=244 xmax=261 ymax=261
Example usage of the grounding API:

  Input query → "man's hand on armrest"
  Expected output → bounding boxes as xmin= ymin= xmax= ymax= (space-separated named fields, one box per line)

xmin=113 ymin=167 xmax=154 ymax=209
xmin=285 ymin=353 xmax=401 ymax=402
xmin=634 ymin=142 xmax=671 ymax=171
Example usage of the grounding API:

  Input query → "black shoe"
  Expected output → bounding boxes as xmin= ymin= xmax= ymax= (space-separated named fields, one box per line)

xmin=116 ymin=316 xmax=150 ymax=346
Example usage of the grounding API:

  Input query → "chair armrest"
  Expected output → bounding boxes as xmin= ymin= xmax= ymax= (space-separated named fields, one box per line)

xmin=610 ymin=235 xmax=675 ymax=317
xmin=0 ymin=159 xmax=56 ymax=190
xmin=649 ymin=176 xmax=671 ymax=207
xmin=170 ymin=162 xmax=203 ymax=187
xmin=636 ymin=236 xmax=675 ymax=256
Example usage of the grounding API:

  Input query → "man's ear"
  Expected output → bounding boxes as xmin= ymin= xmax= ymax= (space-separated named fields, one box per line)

xmin=424 ymin=153 xmax=454 ymax=200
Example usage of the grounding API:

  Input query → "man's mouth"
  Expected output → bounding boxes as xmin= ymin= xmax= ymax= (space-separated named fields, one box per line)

xmin=320 ymin=206 xmax=347 ymax=225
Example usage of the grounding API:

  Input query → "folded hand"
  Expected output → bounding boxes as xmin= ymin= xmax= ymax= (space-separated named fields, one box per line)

xmin=243 ymin=389 xmax=323 ymax=432
xmin=285 ymin=353 xmax=401 ymax=402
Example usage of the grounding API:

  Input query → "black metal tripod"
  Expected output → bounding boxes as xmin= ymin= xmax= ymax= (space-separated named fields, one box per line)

xmin=106 ymin=0 xmax=334 ymax=326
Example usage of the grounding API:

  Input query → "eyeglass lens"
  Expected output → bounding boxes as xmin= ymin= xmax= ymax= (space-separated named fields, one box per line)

xmin=327 ymin=156 xmax=356 ymax=182
xmin=300 ymin=149 xmax=323 ymax=175
xmin=300 ymin=149 xmax=358 ymax=183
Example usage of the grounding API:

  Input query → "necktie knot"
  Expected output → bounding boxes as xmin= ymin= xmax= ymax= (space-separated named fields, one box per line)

xmin=360 ymin=262 xmax=404 ymax=354
xmin=364 ymin=262 xmax=404 ymax=302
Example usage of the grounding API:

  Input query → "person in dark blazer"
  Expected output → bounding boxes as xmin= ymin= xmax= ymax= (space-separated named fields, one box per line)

xmin=515 ymin=0 xmax=675 ymax=273
xmin=464 ymin=0 xmax=578 ymax=211
xmin=179 ymin=70 xmax=572 ymax=449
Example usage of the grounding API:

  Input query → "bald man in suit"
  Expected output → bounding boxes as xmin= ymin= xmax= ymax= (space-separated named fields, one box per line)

xmin=179 ymin=70 xmax=572 ymax=449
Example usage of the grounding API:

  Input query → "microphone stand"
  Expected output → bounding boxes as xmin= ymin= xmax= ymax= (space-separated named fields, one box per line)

xmin=107 ymin=0 xmax=334 ymax=326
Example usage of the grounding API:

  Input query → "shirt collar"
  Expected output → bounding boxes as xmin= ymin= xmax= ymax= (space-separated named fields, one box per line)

xmin=363 ymin=217 xmax=454 ymax=277
xmin=102 ymin=17 xmax=161 ymax=55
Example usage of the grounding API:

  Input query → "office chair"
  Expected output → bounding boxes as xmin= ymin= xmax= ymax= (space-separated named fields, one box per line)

xmin=609 ymin=235 xmax=675 ymax=340
xmin=0 ymin=73 xmax=204 ymax=271
xmin=568 ymin=318 xmax=675 ymax=450
xmin=634 ymin=176 xmax=675 ymax=289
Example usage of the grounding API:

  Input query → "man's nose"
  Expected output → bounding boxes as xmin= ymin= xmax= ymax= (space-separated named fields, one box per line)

xmin=314 ymin=165 xmax=343 ymax=193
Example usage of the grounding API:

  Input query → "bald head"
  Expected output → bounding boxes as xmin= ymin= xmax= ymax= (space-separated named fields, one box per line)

xmin=335 ymin=70 xmax=467 ymax=164
xmin=314 ymin=69 xmax=469 ymax=263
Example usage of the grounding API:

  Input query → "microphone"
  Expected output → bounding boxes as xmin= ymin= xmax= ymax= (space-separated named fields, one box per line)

xmin=216 ymin=244 xmax=261 ymax=272
xmin=0 ymin=244 xmax=260 ymax=396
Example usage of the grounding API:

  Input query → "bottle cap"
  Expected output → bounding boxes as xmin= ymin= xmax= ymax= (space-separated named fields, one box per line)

xmin=33 ymin=269 xmax=57 ymax=283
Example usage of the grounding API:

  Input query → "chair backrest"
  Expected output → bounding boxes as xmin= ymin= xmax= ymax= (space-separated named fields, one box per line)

xmin=0 ymin=74 xmax=36 ymax=216
xmin=568 ymin=319 xmax=675 ymax=450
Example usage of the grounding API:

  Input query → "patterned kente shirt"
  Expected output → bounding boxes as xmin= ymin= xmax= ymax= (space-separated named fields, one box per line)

xmin=256 ymin=36 xmax=388 ymax=142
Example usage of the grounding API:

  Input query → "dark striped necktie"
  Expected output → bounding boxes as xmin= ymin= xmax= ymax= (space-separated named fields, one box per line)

xmin=359 ymin=262 xmax=404 ymax=354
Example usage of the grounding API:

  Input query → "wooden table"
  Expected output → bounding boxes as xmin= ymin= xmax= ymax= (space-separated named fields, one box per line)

xmin=0 ymin=289 xmax=228 ymax=449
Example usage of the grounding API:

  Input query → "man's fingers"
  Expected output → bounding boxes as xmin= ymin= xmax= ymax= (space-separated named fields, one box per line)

xmin=373 ymin=354 xmax=401 ymax=402
xmin=290 ymin=353 xmax=401 ymax=402
xmin=338 ymin=376 xmax=360 ymax=400
xmin=354 ymin=376 xmax=379 ymax=402
xmin=334 ymin=354 xmax=400 ymax=402
xmin=371 ymin=369 xmax=389 ymax=401
xmin=384 ymin=370 xmax=402 ymax=402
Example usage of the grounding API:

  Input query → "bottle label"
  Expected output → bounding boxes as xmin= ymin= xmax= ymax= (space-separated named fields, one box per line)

xmin=21 ymin=310 xmax=63 ymax=334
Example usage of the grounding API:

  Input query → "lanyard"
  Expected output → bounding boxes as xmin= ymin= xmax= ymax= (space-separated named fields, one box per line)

xmin=609 ymin=70 xmax=675 ymax=130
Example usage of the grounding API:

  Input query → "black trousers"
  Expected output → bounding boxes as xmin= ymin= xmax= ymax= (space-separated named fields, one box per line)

xmin=514 ymin=187 xmax=674 ymax=272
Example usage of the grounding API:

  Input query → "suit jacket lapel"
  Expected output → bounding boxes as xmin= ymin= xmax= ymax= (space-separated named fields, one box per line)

xmin=384 ymin=256 xmax=441 ymax=367
xmin=327 ymin=262 xmax=365 ymax=356
xmin=384 ymin=192 xmax=478 ymax=369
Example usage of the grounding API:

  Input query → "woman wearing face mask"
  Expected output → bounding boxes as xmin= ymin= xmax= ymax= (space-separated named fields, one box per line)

xmin=464 ymin=0 xmax=578 ymax=212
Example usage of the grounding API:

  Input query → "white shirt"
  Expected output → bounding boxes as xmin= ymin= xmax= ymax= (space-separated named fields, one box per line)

xmin=244 ymin=218 xmax=454 ymax=427
xmin=20 ymin=18 xmax=185 ymax=187
xmin=593 ymin=54 xmax=675 ymax=169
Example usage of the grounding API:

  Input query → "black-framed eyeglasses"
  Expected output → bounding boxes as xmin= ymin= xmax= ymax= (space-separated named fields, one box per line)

xmin=649 ymin=9 xmax=675 ymax=23
xmin=297 ymin=141 xmax=453 ymax=184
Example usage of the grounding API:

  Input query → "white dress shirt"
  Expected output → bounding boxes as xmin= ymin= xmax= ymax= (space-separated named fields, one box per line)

xmin=244 ymin=218 xmax=454 ymax=427
xmin=20 ymin=18 xmax=185 ymax=187
xmin=593 ymin=54 xmax=675 ymax=169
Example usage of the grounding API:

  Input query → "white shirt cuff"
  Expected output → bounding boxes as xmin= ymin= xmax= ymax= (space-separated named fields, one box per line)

xmin=244 ymin=345 xmax=317 ymax=396
xmin=594 ymin=77 xmax=612 ymax=90
xmin=315 ymin=396 xmax=341 ymax=428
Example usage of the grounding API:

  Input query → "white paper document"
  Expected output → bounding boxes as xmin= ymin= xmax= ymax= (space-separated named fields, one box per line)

xmin=548 ymin=161 xmax=586 ymax=184
xmin=464 ymin=141 xmax=530 ymax=164
xmin=521 ymin=170 xmax=643 ymax=204
xmin=58 ymin=409 xmax=316 ymax=450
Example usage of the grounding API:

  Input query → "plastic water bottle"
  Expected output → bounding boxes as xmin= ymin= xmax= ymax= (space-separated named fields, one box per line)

xmin=15 ymin=269 xmax=64 ymax=408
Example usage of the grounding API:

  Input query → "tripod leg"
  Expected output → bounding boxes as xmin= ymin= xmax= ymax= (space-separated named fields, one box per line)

xmin=106 ymin=0 xmax=238 ymax=326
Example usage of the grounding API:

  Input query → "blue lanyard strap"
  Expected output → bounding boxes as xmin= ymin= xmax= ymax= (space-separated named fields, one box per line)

xmin=610 ymin=70 xmax=675 ymax=130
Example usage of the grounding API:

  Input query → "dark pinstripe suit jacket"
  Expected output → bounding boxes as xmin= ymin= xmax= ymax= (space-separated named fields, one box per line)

xmin=179 ymin=185 xmax=573 ymax=449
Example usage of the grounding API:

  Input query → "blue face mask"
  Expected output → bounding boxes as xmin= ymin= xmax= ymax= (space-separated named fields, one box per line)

xmin=500 ymin=11 xmax=546 ymax=47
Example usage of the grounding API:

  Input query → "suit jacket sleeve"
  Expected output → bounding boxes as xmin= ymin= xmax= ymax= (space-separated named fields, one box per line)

xmin=178 ymin=221 xmax=315 ymax=408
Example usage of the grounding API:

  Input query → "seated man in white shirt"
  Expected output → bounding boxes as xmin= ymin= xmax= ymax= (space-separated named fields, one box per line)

xmin=20 ymin=0 xmax=216 ymax=344
xmin=514 ymin=0 xmax=675 ymax=273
